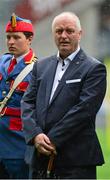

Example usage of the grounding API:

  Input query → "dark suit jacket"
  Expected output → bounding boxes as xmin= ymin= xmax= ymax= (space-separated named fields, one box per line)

xmin=21 ymin=49 xmax=106 ymax=170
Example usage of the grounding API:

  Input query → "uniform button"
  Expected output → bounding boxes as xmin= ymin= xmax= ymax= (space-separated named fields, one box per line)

xmin=6 ymin=81 xmax=9 ymax=84
xmin=2 ymin=91 xmax=7 ymax=96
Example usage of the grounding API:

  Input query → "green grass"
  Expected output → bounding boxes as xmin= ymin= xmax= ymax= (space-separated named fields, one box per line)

xmin=97 ymin=128 xmax=110 ymax=179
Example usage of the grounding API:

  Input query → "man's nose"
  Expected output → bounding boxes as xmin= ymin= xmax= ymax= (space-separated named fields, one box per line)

xmin=8 ymin=38 xmax=15 ymax=44
xmin=61 ymin=30 xmax=67 ymax=38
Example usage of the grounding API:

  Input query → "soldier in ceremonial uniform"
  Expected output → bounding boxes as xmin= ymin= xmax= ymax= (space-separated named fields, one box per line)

xmin=0 ymin=13 xmax=37 ymax=179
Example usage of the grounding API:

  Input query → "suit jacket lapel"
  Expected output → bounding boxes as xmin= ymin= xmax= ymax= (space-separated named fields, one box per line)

xmin=45 ymin=56 xmax=58 ymax=106
xmin=50 ymin=49 xmax=84 ymax=104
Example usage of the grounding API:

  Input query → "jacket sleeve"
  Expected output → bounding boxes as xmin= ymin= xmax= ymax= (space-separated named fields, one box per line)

xmin=47 ymin=62 xmax=107 ymax=148
xmin=21 ymin=62 xmax=43 ymax=144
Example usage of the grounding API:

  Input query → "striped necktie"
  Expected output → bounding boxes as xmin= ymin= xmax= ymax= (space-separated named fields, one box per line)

xmin=8 ymin=58 xmax=17 ymax=74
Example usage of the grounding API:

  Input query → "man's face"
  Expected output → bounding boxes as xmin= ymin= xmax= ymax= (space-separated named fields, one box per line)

xmin=6 ymin=32 xmax=32 ymax=57
xmin=52 ymin=15 xmax=82 ymax=59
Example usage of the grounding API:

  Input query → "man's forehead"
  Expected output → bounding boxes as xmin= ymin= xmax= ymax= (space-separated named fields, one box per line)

xmin=6 ymin=32 xmax=24 ymax=36
xmin=54 ymin=17 xmax=76 ymax=27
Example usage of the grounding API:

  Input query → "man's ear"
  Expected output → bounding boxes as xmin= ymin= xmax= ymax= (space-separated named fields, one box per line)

xmin=28 ymin=35 xmax=33 ymax=42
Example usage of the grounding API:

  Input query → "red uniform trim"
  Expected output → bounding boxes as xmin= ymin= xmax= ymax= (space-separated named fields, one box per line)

xmin=24 ymin=49 xmax=35 ymax=64
xmin=0 ymin=73 xmax=3 ymax=81
xmin=1 ymin=107 xmax=21 ymax=117
xmin=16 ymin=81 xmax=29 ymax=91
xmin=9 ymin=117 xmax=22 ymax=131
xmin=10 ymin=80 xmax=29 ymax=92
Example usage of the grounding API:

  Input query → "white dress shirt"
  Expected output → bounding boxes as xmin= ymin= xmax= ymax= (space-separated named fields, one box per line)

xmin=50 ymin=46 xmax=80 ymax=102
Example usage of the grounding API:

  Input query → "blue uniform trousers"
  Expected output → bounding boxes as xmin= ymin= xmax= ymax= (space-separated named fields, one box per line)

xmin=0 ymin=159 xmax=29 ymax=179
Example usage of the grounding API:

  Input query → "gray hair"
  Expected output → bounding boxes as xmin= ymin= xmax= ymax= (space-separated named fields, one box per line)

xmin=52 ymin=12 xmax=82 ymax=32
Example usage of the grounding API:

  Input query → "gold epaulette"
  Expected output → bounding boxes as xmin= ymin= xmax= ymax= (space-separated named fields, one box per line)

xmin=32 ymin=56 xmax=38 ymax=62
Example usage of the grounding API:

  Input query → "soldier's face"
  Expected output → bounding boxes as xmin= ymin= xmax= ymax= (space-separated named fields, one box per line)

xmin=6 ymin=32 xmax=32 ymax=58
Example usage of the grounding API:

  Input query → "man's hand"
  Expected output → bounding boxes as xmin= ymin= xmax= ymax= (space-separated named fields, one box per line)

xmin=34 ymin=133 xmax=56 ymax=156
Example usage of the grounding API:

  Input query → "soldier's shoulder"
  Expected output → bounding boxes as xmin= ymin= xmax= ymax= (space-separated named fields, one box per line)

xmin=2 ymin=52 xmax=12 ymax=57
xmin=0 ymin=53 xmax=12 ymax=62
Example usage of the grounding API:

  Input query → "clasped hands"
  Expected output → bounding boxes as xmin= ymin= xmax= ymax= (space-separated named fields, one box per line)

xmin=34 ymin=133 xmax=57 ymax=156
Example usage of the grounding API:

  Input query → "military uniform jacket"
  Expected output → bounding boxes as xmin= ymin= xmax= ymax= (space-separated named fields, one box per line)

xmin=21 ymin=49 xmax=106 ymax=171
xmin=0 ymin=49 xmax=36 ymax=159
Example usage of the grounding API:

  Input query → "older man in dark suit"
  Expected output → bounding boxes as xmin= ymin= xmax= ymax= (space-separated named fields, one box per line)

xmin=21 ymin=12 xmax=106 ymax=179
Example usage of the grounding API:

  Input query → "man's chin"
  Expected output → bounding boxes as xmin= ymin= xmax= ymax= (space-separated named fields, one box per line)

xmin=60 ymin=47 xmax=69 ymax=53
xmin=9 ymin=50 xmax=15 ymax=55
xmin=59 ymin=49 xmax=71 ymax=59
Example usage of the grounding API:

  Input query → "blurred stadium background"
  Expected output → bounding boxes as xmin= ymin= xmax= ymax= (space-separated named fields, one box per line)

xmin=0 ymin=0 xmax=110 ymax=179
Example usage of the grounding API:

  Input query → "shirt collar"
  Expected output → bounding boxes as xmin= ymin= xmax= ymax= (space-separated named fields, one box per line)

xmin=13 ymin=51 xmax=29 ymax=64
xmin=57 ymin=46 xmax=80 ymax=62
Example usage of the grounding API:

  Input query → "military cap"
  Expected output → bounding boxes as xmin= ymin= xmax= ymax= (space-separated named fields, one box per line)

xmin=5 ymin=13 xmax=34 ymax=34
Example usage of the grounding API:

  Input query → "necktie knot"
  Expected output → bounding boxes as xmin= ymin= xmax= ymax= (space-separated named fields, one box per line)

xmin=8 ymin=58 xmax=17 ymax=74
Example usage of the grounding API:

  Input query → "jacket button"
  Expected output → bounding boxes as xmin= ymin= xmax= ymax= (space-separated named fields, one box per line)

xmin=76 ymin=61 xmax=79 ymax=64
xmin=2 ymin=91 xmax=7 ymax=96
